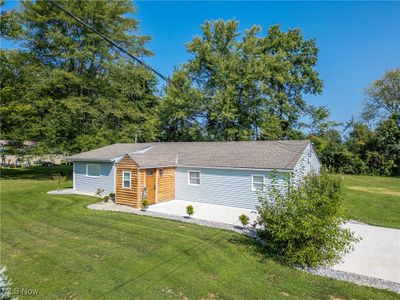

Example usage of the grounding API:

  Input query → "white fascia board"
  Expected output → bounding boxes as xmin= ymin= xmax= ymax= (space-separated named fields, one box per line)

xmin=66 ymin=158 xmax=113 ymax=162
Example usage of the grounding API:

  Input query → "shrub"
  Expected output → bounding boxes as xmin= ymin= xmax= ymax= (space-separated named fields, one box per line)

xmin=103 ymin=195 xmax=109 ymax=202
xmin=239 ymin=214 xmax=250 ymax=226
xmin=52 ymin=173 xmax=66 ymax=191
xmin=141 ymin=197 xmax=149 ymax=210
xmin=0 ymin=267 xmax=12 ymax=300
xmin=255 ymin=172 xmax=359 ymax=268
xmin=109 ymin=193 xmax=115 ymax=201
xmin=186 ymin=205 xmax=194 ymax=218
xmin=95 ymin=188 xmax=105 ymax=197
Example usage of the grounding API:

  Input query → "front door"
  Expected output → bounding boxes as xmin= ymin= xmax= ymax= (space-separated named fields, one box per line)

xmin=145 ymin=169 xmax=156 ymax=204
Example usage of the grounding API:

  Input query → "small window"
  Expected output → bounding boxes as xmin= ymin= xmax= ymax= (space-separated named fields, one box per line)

xmin=122 ymin=171 xmax=131 ymax=188
xmin=188 ymin=171 xmax=200 ymax=185
xmin=86 ymin=164 xmax=100 ymax=177
xmin=252 ymin=175 xmax=264 ymax=191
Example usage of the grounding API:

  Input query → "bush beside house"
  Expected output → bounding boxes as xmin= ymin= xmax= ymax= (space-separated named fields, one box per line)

xmin=255 ymin=172 xmax=359 ymax=268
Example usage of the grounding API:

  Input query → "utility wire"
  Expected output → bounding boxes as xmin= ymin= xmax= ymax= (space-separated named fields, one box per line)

xmin=46 ymin=0 xmax=303 ymax=150
xmin=47 ymin=0 xmax=180 ymax=93
xmin=48 ymin=0 xmax=240 ymax=130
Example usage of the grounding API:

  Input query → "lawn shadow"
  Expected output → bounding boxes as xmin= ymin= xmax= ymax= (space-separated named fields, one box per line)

xmin=97 ymin=229 xmax=226 ymax=298
xmin=0 ymin=165 xmax=73 ymax=181
xmin=227 ymin=233 xmax=286 ymax=266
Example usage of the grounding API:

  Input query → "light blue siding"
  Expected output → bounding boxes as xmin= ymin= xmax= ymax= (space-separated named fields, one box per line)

xmin=73 ymin=162 xmax=115 ymax=195
xmin=310 ymin=145 xmax=321 ymax=172
xmin=293 ymin=144 xmax=321 ymax=184
xmin=175 ymin=167 xmax=287 ymax=209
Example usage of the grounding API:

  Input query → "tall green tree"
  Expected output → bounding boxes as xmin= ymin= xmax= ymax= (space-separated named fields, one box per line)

xmin=1 ymin=0 xmax=159 ymax=153
xmin=0 ymin=0 xmax=23 ymax=39
xmin=362 ymin=68 xmax=400 ymax=124
xmin=158 ymin=20 xmax=322 ymax=141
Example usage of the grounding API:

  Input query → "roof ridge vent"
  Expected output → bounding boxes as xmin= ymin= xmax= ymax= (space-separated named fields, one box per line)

xmin=131 ymin=145 xmax=155 ymax=154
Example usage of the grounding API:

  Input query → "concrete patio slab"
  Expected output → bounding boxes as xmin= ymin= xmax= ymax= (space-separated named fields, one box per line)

xmin=147 ymin=200 xmax=258 ymax=226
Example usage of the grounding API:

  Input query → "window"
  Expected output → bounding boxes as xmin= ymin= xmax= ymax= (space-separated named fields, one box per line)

xmin=252 ymin=175 xmax=264 ymax=191
xmin=86 ymin=164 xmax=100 ymax=177
xmin=122 ymin=171 xmax=131 ymax=188
xmin=188 ymin=171 xmax=200 ymax=185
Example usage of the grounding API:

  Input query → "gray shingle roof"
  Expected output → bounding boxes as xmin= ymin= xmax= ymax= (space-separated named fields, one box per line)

xmin=67 ymin=140 xmax=310 ymax=170
xmin=67 ymin=143 xmax=153 ymax=161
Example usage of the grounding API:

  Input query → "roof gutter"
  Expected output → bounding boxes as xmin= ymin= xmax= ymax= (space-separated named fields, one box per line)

xmin=136 ymin=164 xmax=294 ymax=172
xmin=178 ymin=165 xmax=294 ymax=172
xmin=65 ymin=157 xmax=114 ymax=162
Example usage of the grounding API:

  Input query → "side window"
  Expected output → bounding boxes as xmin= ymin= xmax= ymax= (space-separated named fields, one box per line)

xmin=122 ymin=171 xmax=131 ymax=188
xmin=251 ymin=175 xmax=264 ymax=191
xmin=87 ymin=164 xmax=101 ymax=177
xmin=188 ymin=171 xmax=200 ymax=185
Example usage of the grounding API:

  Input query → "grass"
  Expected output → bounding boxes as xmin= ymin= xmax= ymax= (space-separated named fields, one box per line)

xmin=343 ymin=175 xmax=400 ymax=229
xmin=1 ymin=166 xmax=399 ymax=299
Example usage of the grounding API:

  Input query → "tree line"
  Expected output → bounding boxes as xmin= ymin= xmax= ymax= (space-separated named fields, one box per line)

xmin=1 ymin=1 xmax=399 ymax=176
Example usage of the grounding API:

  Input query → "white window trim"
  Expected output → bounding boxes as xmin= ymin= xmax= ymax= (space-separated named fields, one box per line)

xmin=122 ymin=171 xmax=131 ymax=189
xmin=251 ymin=174 xmax=265 ymax=191
xmin=187 ymin=170 xmax=201 ymax=186
xmin=86 ymin=163 xmax=101 ymax=177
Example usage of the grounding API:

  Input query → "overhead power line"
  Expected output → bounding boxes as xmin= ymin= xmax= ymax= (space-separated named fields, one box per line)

xmin=46 ymin=0 xmax=302 ymax=149
xmin=47 ymin=0 xmax=179 ymax=91
xmin=47 ymin=0 xmax=255 ymax=134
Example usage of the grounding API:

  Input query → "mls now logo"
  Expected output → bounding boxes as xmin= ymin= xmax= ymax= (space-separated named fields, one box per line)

xmin=11 ymin=287 xmax=39 ymax=296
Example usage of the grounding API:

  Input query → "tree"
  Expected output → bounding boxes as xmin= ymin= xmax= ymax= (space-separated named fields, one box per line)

xmin=343 ymin=114 xmax=399 ymax=176
xmin=362 ymin=68 xmax=400 ymax=124
xmin=159 ymin=20 xmax=322 ymax=141
xmin=346 ymin=122 xmax=374 ymax=159
xmin=1 ymin=0 xmax=159 ymax=153
xmin=370 ymin=114 xmax=400 ymax=175
xmin=0 ymin=0 xmax=23 ymax=39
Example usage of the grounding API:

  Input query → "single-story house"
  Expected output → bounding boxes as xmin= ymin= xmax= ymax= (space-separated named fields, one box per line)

xmin=67 ymin=140 xmax=321 ymax=209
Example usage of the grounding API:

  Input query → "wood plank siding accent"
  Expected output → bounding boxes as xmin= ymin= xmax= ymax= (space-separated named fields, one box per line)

xmin=138 ymin=169 xmax=146 ymax=205
xmin=138 ymin=168 xmax=175 ymax=204
xmin=115 ymin=155 xmax=176 ymax=207
xmin=157 ymin=167 xmax=175 ymax=202
xmin=115 ymin=156 xmax=139 ymax=207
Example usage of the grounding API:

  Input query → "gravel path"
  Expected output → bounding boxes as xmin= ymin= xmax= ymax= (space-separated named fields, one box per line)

xmin=304 ymin=267 xmax=400 ymax=294
xmin=88 ymin=201 xmax=399 ymax=294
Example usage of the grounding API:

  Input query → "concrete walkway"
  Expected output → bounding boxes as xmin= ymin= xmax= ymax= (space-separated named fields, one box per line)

xmin=47 ymin=188 xmax=100 ymax=197
xmin=332 ymin=222 xmax=400 ymax=283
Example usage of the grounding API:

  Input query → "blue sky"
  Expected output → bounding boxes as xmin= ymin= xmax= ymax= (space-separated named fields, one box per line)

xmin=2 ymin=1 xmax=400 ymax=125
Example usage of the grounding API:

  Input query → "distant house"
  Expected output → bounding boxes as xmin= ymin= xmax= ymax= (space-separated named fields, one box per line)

xmin=66 ymin=140 xmax=321 ymax=209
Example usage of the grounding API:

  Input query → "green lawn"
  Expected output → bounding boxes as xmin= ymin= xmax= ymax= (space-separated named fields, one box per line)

xmin=343 ymin=175 xmax=400 ymax=229
xmin=1 ymin=167 xmax=398 ymax=299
